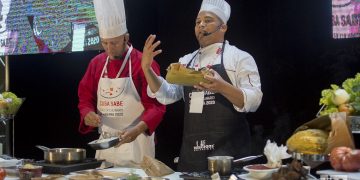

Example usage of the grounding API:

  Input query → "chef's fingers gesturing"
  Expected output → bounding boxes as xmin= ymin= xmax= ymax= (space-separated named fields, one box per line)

xmin=141 ymin=34 xmax=162 ymax=69
xmin=194 ymin=69 xmax=226 ymax=93
xmin=84 ymin=111 xmax=101 ymax=127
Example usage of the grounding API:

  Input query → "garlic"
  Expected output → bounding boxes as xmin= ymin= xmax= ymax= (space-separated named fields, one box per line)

xmin=332 ymin=89 xmax=350 ymax=105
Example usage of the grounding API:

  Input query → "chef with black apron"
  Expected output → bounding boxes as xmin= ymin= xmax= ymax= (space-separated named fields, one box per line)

xmin=141 ymin=0 xmax=262 ymax=171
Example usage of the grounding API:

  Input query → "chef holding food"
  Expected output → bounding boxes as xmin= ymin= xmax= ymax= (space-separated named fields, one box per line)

xmin=141 ymin=0 xmax=262 ymax=171
xmin=77 ymin=0 xmax=165 ymax=167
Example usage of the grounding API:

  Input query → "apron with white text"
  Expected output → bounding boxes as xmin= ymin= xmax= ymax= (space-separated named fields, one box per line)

xmin=95 ymin=46 xmax=155 ymax=167
xmin=177 ymin=42 xmax=251 ymax=172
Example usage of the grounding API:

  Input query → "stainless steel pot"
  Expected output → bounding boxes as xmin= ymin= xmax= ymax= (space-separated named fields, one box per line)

xmin=208 ymin=156 xmax=233 ymax=176
xmin=36 ymin=145 xmax=86 ymax=164
xmin=207 ymin=155 xmax=263 ymax=176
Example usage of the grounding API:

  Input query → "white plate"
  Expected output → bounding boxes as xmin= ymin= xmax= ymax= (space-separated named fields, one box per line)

xmin=237 ymin=173 xmax=258 ymax=180
xmin=243 ymin=164 xmax=279 ymax=180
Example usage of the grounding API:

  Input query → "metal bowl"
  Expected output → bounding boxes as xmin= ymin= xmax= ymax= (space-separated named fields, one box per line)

xmin=292 ymin=152 xmax=329 ymax=168
xmin=88 ymin=137 xmax=120 ymax=150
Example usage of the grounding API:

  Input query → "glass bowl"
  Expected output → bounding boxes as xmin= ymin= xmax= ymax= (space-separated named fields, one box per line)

xmin=18 ymin=165 xmax=43 ymax=180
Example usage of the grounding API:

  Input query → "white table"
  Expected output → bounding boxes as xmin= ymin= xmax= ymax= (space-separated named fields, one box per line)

xmin=317 ymin=169 xmax=360 ymax=180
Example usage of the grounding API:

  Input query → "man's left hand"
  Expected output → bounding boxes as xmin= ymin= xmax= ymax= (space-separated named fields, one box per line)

xmin=194 ymin=69 xmax=226 ymax=93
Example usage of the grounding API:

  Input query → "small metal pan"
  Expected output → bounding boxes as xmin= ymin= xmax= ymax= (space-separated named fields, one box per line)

xmin=208 ymin=155 xmax=263 ymax=176
xmin=88 ymin=137 xmax=120 ymax=150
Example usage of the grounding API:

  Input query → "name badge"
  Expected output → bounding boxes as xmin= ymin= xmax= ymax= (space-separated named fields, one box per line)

xmin=189 ymin=91 xmax=204 ymax=113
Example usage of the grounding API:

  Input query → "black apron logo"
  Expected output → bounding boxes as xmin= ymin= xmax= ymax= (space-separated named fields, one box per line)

xmin=193 ymin=140 xmax=215 ymax=152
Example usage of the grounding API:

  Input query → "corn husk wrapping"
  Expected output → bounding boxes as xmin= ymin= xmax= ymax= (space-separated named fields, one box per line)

xmin=140 ymin=155 xmax=174 ymax=177
xmin=165 ymin=63 xmax=211 ymax=86
xmin=286 ymin=112 xmax=355 ymax=155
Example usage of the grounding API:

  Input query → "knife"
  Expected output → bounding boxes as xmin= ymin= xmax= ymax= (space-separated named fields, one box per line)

xmin=233 ymin=155 xmax=263 ymax=163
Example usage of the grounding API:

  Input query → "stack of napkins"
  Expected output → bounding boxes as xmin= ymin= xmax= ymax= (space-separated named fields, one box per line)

xmin=0 ymin=157 xmax=21 ymax=167
xmin=264 ymin=140 xmax=291 ymax=168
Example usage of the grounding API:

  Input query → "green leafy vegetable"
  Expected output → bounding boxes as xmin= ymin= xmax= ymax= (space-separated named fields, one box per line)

xmin=0 ymin=92 xmax=23 ymax=115
xmin=319 ymin=73 xmax=360 ymax=116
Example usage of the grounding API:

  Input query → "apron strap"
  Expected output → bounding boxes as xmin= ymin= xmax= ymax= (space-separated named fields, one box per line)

xmin=100 ymin=56 xmax=110 ymax=78
xmin=116 ymin=45 xmax=133 ymax=78
xmin=100 ymin=46 xmax=134 ymax=78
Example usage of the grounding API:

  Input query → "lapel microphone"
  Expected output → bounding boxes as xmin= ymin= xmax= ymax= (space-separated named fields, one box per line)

xmin=203 ymin=25 xmax=222 ymax=36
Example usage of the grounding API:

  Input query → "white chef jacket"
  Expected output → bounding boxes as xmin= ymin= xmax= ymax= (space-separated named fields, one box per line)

xmin=147 ymin=41 xmax=262 ymax=112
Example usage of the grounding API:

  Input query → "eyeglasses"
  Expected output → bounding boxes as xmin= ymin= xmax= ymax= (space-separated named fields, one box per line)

xmin=101 ymin=36 xmax=126 ymax=47
xmin=101 ymin=41 xmax=123 ymax=47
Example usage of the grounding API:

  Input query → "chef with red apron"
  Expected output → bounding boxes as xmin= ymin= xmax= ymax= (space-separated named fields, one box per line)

xmin=78 ymin=0 xmax=165 ymax=167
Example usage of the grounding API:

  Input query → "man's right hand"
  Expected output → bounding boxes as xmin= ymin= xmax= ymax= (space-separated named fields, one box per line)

xmin=84 ymin=111 xmax=101 ymax=127
xmin=141 ymin=34 xmax=162 ymax=70
xmin=141 ymin=34 xmax=163 ymax=93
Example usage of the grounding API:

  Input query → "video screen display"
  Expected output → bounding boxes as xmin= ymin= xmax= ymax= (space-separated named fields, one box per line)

xmin=332 ymin=0 xmax=360 ymax=39
xmin=0 ymin=0 xmax=102 ymax=56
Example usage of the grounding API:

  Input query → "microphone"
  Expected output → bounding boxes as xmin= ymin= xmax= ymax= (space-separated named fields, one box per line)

xmin=203 ymin=25 xmax=222 ymax=36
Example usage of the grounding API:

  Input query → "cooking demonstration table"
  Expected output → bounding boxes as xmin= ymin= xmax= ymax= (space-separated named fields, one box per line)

xmin=4 ymin=167 xmax=183 ymax=180
xmin=3 ymin=166 xmax=322 ymax=180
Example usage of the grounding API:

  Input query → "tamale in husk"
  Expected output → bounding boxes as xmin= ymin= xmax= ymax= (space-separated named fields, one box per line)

xmin=140 ymin=155 xmax=174 ymax=177
xmin=165 ymin=63 xmax=211 ymax=86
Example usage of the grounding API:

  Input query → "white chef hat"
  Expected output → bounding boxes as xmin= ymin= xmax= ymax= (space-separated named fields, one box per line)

xmin=199 ymin=0 xmax=231 ymax=24
xmin=93 ymin=0 xmax=127 ymax=39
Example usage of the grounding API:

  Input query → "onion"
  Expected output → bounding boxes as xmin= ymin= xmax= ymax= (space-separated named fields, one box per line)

xmin=332 ymin=89 xmax=350 ymax=105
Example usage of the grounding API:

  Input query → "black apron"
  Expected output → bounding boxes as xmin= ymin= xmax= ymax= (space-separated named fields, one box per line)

xmin=177 ymin=42 xmax=251 ymax=172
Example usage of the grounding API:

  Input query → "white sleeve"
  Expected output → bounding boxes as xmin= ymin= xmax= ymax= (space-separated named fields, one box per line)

xmin=233 ymin=54 xmax=263 ymax=112
xmin=147 ymin=76 xmax=184 ymax=105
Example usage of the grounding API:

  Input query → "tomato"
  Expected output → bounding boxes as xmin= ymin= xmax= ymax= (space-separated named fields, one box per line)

xmin=330 ymin=147 xmax=349 ymax=170
xmin=330 ymin=147 xmax=360 ymax=172
xmin=0 ymin=168 xmax=6 ymax=180
xmin=338 ymin=103 xmax=354 ymax=115
xmin=342 ymin=149 xmax=360 ymax=172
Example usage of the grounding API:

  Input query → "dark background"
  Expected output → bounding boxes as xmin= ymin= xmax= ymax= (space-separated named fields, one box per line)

xmin=3 ymin=0 xmax=360 ymax=170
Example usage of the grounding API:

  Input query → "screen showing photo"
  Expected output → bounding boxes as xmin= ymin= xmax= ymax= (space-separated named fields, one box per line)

xmin=332 ymin=0 xmax=360 ymax=39
xmin=0 ymin=0 xmax=102 ymax=56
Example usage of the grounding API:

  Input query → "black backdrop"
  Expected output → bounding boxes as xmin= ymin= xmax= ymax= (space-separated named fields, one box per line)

xmin=6 ymin=0 xmax=360 ymax=170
